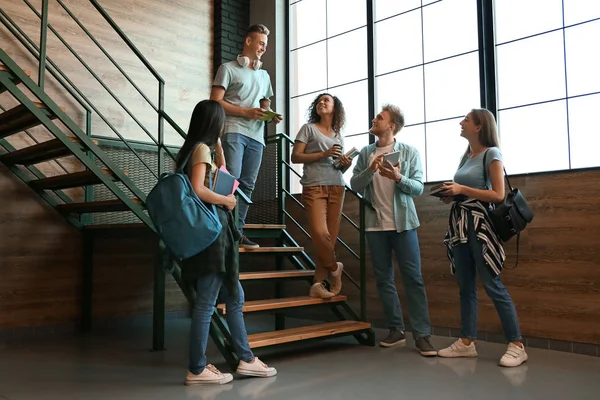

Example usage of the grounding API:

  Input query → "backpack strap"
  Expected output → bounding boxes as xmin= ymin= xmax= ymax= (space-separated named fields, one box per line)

xmin=482 ymin=149 xmax=512 ymax=191
xmin=483 ymin=148 xmax=519 ymax=269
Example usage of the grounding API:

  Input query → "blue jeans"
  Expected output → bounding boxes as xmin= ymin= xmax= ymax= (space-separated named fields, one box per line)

xmin=189 ymin=273 xmax=254 ymax=374
xmin=452 ymin=213 xmax=521 ymax=342
xmin=366 ymin=229 xmax=432 ymax=339
xmin=222 ymin=133 xmax=264 ymax=233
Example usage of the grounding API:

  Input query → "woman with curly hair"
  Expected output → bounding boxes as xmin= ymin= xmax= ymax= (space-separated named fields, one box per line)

xmin=291 ymin=93 xmax=352 ymax=298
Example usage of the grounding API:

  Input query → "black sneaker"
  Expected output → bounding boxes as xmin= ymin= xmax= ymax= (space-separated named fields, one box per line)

xmin=239 ymin=235 xmax=259 ymax=250
xmin=379 ymin=329 xmax=406 ymax=347
xmin=415 ymin=335 xmax=437 ymax=357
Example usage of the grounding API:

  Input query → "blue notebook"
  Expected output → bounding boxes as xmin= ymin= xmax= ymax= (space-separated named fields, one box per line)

xmin=213 ymin=167 xmax=237 ymax=196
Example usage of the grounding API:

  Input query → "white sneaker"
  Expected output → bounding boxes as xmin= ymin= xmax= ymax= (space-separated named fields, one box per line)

xmin=499 ymin=342 xmax=528 ymax=367
xmin=309 ymin=282 xmax=335 ymax=299
xmin=329 ymin=262 xmax=343 ymax=295
xmin=185 ymin=364 xmax=233 ymax=385
xmin=236 ymin=357 xmax=277 ymax=377
xmin=437 ymin=339 xmax=478 ymax=358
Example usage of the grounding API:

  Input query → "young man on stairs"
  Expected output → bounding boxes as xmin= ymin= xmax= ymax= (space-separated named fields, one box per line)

xmin=350 ymin=104 xmax=437 ymax=357
xmin=210 ymin=24 xmax=282 ymax=249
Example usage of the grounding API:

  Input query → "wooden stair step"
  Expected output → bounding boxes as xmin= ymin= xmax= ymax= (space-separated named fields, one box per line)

xmin=248 ymin=320 xmax=372 ymax=349
xmin=239 ymin=270 xmax=314 ymax=281
xmin=243 ymin=224 xmax=286 ymax=230
xmin=239 ymin=246 xmax=304 ymax=253
xmin=0 ymin=64 xmax=31 ymax=94
xmin=30 ymin=168 xmax=122 ymax=191
xmin=56 ymin=198 xmax=141 ymax=214
xmin=243 ymin=223 xmax=287 ymax=239
xmin=0 ymin=137 xmax=99 ymax=165
xmin=217 ymin=295 xmax=347 ymax=314
xmin=0 ymin=103 xmax=64 ymax=139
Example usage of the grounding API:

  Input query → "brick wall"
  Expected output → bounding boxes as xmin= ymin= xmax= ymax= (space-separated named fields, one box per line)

xmin=214 ymin=0 xmax=250 ymax=74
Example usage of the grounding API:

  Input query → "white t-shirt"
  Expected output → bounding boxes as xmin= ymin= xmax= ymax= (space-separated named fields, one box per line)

xmin=367 ymin=142 xmax=396 ymax=232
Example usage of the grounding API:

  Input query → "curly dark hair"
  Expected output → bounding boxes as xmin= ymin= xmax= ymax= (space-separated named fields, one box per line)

xmin=306 ymin=93 xmax=346 ymax=134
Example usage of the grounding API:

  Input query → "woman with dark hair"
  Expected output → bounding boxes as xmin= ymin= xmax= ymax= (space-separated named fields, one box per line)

xmin=436 ymin=108 xmax=527 ymax=367
xmin=291 ymin=93 xmax=351 ymax=299
xmin=178 ymin=100 xmax=276 ymax=385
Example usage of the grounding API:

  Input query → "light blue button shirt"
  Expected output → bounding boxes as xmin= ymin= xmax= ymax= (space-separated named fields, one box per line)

xmin=350 ymin=141 xmax=424 ymax=232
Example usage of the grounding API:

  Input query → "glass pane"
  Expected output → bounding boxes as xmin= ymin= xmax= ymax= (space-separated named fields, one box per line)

xmin=290 ymin=42 xmax=327 ymax=96
xmin=374 ymin=0 xmax=420 ymax=22
xmin=425 ymin=117 xmax=469 ymax=182
xmin=422 ymin=0 xmax=478 ymax=63
xmin=376 ymin=66 xmax=425 ymax=126
xmin=397 ymin=124 xmax=427 ymax=181
xmin=564 ymin=0 xmax=600 ymax=26
xmin=565 ymin=20 xmax=600 ymax=97
xmin=424 ymin=52 xmax=480 ymax=122
xmin=375 ymin=10 xmax=422 ymax=75
xmin=496 ymin=31 xmax=566 ymax=109
xmin=290 ymin=92 xmax=318 ymax=140
xmin=342 ymin=133 xmax=370 ymax=184
xmin=498 ymin=101 xmax=569 ymax=174
xmin=495 ymin=0 xmax=563 ymax=44
xmin=328 ymin=80 xmax=370 ymax=136
xmin=328 ymin=28 xmax=368 ymax=87
xmin=568 ymin=94 xmax=600 ymax=169
xmin=327 ymin=0 xmax=366 ymax=37
xmin=290 ymin=0 xmax=326 ymax=49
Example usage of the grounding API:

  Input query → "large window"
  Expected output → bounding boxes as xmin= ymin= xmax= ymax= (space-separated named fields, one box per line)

xmin=288 ymin=0 xmax=600 ymax=189
xmin=290 ymin=0 xmax=368 ymax=190
xmin=495 ymin=0 xmax=600 ymax=173
xmin=375 ymin=0 xmax=479 ymax=182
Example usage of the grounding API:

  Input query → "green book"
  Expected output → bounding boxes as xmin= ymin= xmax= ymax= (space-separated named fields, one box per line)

xmin=259 ymin=110 xmax=282 ymax=122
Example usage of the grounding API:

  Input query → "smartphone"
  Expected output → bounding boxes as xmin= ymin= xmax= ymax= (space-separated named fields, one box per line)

xmin=383 ymin=151 xmax=401 ymax=166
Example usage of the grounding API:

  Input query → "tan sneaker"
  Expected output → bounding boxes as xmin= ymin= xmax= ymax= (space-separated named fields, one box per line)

xmin=309 ymin=282 xmax=335 ymax=299
xmin=329 ymin=262 xmax=343 ymax=295
xmin=499 ymin=343 xmax=528 ymax=367
xmin=185 ymin=364 xmax=233 ymax=385
xmin=236 ymin=357 xmax=277 ymax=377
xmin=437 ymin=339 xmax=478 ymax=358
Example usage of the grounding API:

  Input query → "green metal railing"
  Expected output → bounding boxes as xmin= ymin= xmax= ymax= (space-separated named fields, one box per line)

xmin=0 ymin=0 xmax=248 ymax=212
xmin=271 ymin=133 xmax=369 ymax=322
xmin=1 ymin=0 xmax=368 ymax=355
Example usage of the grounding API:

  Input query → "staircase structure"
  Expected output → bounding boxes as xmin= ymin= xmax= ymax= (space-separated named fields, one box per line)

xmin=0 ymin=0 xmax=374 ymax=368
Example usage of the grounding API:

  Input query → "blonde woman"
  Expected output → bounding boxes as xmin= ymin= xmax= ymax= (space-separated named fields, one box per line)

xmin=437 ymin=108 xmax=527 ymax=367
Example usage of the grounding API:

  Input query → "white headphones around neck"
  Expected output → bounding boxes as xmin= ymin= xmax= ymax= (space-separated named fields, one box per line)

xmin=237 ymin=54 xmax=262 ymax=70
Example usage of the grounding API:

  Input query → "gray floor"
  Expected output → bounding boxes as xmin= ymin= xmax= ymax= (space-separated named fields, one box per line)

xmin=1 ymin=317 xmax=599 ymax=400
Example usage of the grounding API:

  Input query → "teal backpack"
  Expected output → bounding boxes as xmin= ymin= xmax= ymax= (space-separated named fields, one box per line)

xmin=146 ymin=150 xmax=222 ymax=260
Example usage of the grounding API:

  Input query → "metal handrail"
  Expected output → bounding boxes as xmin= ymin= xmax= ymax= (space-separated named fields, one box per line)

xmin=89 ymin=0 xmax=164 ymax=84
xmin=0 ymin=9 xmax=90 ymax=113
xmin=21 ymin=0 xmax=159 ymax=158
xmin=2 ymin=4 xmax=158 ymax=179
xmin=55 ymin=0 xmax=158 ymax=112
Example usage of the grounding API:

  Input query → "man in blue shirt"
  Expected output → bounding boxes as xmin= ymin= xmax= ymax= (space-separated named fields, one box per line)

xmin=350 ymin=104 xmax=436 ymax=357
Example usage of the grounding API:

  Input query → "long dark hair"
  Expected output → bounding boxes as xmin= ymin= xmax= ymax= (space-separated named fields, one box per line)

xmin=175 ymin=100 xmax=225 ymax=171
xmin=306 ymin=93 xmax=346 ymax=134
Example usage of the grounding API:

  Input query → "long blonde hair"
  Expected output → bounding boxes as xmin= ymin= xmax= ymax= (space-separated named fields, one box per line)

xmin=459 ymin=108 xmax=500 ymax=167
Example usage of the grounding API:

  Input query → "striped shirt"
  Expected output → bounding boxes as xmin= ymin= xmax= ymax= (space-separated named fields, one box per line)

xmin=443 ymin=198 xmax=505 ymax=276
